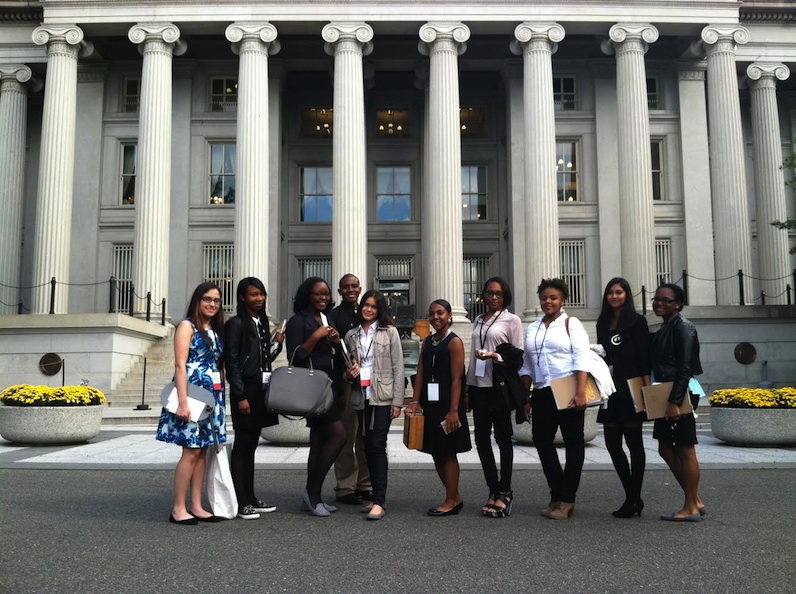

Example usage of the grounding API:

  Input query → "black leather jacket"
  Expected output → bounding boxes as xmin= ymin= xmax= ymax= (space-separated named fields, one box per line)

xmin=224 ymin=314 xmax=282 ymax=402
xmin=650 ymin=313 xmax=703 ymax=405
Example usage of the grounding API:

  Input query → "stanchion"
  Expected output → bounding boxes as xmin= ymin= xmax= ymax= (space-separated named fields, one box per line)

xmin=161 ymin=298 xmax=166 ymax=326
xmin=135 ymin=357 xmax=151 ymax=411
xmin=738 ymin=270 xmax=745 ymax=305
xmin=49 ymin=277 xmax=56 ymax=314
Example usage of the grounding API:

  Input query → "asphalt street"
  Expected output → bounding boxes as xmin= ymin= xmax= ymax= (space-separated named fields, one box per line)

xmin=2 ymin=467 xmax=795 ymax=593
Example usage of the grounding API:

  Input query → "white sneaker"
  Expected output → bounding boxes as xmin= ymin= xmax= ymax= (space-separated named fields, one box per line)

xmin=236 ymin=505 xmax=260 ymax=520
xmin=252 ymin=500 xmax=276 ymax=513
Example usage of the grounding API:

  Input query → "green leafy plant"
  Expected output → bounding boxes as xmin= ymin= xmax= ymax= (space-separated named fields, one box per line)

xmin=709 ymin=387 xmax=796 ymax=409
xmin=772 ymin=145 xmax=796 ymax=254
xmin=1 ymin=384 xmax=106 ymax=407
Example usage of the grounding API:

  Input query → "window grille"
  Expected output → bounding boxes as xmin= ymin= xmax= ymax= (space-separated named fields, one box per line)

xmin=202 ymin=244 xmax=235 ymax=312
xmin=298 ymin=258 xmax=333 ymax=285
xmin=656 ymin=239 xmax=672 ymax=287
xmin=646 ymin=77 xmax=660 ymax=110
xmin=377 ymin=259 xmax=412 ymax=278
xmin=463 ymin=256 xmax=490 ymax=319
xmin=123 ymin=78 xmax=140 ymax=113
xmin=559 ymin=241 xmax=585 ymax=308
xmin=112 ymin=245 xmax=134 ymax=312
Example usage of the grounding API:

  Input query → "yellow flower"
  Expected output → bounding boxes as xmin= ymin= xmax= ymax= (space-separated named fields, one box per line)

xmin=709 ymin=387 xmax=796 ymax=409
xmin=0 ymin=384 xmax=106 ymax=407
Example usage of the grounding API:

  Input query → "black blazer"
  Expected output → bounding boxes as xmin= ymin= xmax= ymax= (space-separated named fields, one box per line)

xmin=224 ymin=314 xmax=282 ymax=403
xmin=493 ymin=343 xmax=528 ymax=415
xmin=650 ymin=313 xmax=703 ymax=405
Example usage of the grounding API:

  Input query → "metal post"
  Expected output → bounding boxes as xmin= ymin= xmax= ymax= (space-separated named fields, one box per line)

xmin=17 ymin=300 xmax=23 ymax=314
xmin=641 ymin=285 xmax=647 ymax=315
xmin=760 ymin=291 xmax=766 ymax=306
xmin=135 ymin=357 xmax=151 ymax=411
xmin=129 ymin=282 xmax=135 ymax=317
xmin=109 ymin=276 xmax=116 ymax=313
xmin=161 ymin=298 xmax=166 ymax=326
xmin=682 ymin=270 xmax=689 ymax=305
xmin=49 ymin=277 xmax=56 ymax=314
xmin=738 ymin=270 xmax=745 ymax=306
xmin=146 ymin=291 xmax=152 ymax=322
xmin=61 ymin=358 xmax=65 ymax=387
xmin=786 ymin=284 xmax=792 ymax=305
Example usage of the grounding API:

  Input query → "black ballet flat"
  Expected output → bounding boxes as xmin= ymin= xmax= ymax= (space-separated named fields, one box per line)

xmin=427 ymin=501 xmax=464 ymax=517
xmin=169 ymin=513 xmax=198 ymax=525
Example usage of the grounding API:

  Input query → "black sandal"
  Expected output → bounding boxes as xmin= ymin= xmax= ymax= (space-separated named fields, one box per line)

xmin=486 ymin=491 xmax=513 ymax=518
xmin=481 ymin=492 xmax=499 ymax=517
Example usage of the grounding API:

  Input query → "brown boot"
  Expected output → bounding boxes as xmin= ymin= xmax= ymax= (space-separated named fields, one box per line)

xmin=540 ymin=501 xmax=560 ymax=517
xmin=547 ymin=502 xmax=575 ymax=520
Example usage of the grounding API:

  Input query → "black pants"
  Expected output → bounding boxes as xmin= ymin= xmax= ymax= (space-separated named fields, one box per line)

xmin=469 ymin=385 xmax=514 ymax=493
xmin=531 ymin=387 xmax=585 ymax=503
xmin=362 ymin=403 xmax=393 ymax=507
xmin=231 ymin=426 xmax=261 ymax=507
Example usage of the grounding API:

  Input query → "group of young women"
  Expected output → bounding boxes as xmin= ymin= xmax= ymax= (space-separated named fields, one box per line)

xmin=157 ymin=273 xmax=706 ymax=524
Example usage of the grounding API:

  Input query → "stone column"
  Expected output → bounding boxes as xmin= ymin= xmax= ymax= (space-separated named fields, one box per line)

xmin=0 ymin=65 xmax=34 ymax=315
xmin=30 ymin=26 xmax=85 ymax=313
xmin=701 ymin=25 xmax=753 ymax=304
xmin=226 ymin=22 xmax=280 ymax=287
xmin=322 ymin=22 xmax=373 ymax=287
xmin=677 ymin=65 xmax=716 ymax=306
xmin=511 ymin=22 xmax=565 ymax=318
xmin=128 ymin=23 xmax=185 ymax=316
xmin=747 ymin=62 xmax=791 ymax=304
xmin=419 ymin=22 xmax=470 ymax=318
xmin=603 ymin=23 xmax=658 ymax=295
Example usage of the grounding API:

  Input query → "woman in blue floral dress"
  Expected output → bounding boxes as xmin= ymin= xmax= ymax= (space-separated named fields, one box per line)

xmin=157 ymin=282 xmax=227 ymax=525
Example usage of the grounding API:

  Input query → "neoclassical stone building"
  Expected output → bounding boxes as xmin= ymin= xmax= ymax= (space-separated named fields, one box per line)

xmin=1 ymin=1 xmax=794 ymax=393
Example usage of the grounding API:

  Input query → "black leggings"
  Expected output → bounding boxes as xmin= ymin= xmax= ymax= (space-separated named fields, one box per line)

xmin=603 ymin=421 xmax=646 ymax=503
xmin=470 ymin=386 xmax=514 ymax=494
xmin=306 ymin=419 xmax=347 ymax=506
xmin=231 ymin=426 xmax=261 ymax=507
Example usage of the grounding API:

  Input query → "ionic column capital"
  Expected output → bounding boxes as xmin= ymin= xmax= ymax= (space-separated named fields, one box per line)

xmin=128 ymin=23 xmax=186 ymax=56
xmin=701 ymin=25 xmax=750 ymax=47
xmin=746 ymin=62 xmax=790 ymax=85
xmin=0 ymin=64 xmax=32 ymax=83
xmin=32 ymin=25 xmax=84 ymax=47
xmin=226 ymin=22 xmax=280 ymax=56
xmin=322 ymin=22 xmax=373 ymax=57
xmin=418 ymin=22 xmax=470 ymax=56
xmin=602 ymin=23 xmax=658 ymax=56
xmin=510 ymin=22 xmax=564 ymax=56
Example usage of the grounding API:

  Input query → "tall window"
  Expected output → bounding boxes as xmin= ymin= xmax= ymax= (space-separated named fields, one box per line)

xmin=553 ymin=77 xmax=576 ymax=111
xmin=376 ymin=258 xmax=413 ymax=314
xmin=210 ymin=78 xmax=238 ymax=112
xmin=376 ymin=166 xmax=411 ymax=222
xmin=123 ymin=78 xmax=140 ymax=113
xmin=298 ymin=258 xmax=332 ymax=284
xmin=463 ymin=256 xmax=490 ymax=320
xmin=560 ymin=240 xmax=585 ymax=307
xmin=656 ymin=239 xmax=672 ymax=287
xmin=651 ymin=140 xmax=663 ymax=201
xmin=555 ymin=141 xmax=578 ymax=202
xmin=112 ymin=245 xmax=133 ymax=312
xmin=647 ymin=77 xmax=659 ymax=110
xmin=299 ymin=166 xmax=333 ymax=222
xmin=120 ymin=144 xmax=137 ymax=205
xmin=202 ymin=244 xmax=235 ymax=312
xmin=461 ymin=166 xmax=487 ymax=221
xmin=209 ymin=143 xmax=236 ymax=205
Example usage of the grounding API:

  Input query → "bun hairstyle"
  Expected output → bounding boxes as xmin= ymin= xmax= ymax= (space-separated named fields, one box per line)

xmin=537 ymin=277 xmax=569 ymax=300
xmin=431 ymin=298 xmax=454 ymax=326
xmin=656 ymin=282 xmax=685 ymax=311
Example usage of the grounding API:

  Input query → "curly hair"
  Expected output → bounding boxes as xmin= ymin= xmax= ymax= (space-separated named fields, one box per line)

xmin=536 ymin=278 xmax=569 ymax=301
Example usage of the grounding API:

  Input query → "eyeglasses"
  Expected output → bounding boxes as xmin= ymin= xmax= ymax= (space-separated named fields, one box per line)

xmin=651 ymin=297 xmax=677 ymax=304
xmin=484 ymin=290 xmax=504 ymax=298
xmin=201 ymin=297 xmax=222 ymax=306
xmin=311 ymin=291 xmax=331 ymax=298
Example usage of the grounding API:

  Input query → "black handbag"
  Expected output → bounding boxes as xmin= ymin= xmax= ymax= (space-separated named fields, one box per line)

xmin=264 ymin=349 xmax=334 ymax=417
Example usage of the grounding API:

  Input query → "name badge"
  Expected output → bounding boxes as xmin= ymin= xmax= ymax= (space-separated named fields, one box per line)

xmin=262 ymin=371 xmax=272 ymax=388
xmin=210 ymin=371 xmax=222 ymax=391
xmin=427 ymin=383 xmax=440 ymax=402
xmin=475 ymin=358 xmax=487 ymax=378
xmin=360 ymin=367 xmax=372 ymax=388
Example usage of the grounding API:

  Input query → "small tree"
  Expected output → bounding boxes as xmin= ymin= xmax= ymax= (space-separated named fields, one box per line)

xmin=772 ymin=145 xmax=796 ymax=254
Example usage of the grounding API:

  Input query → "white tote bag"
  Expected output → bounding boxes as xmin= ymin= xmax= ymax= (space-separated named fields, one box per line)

xmin=206 ymin=435 xmax=238 ymax=519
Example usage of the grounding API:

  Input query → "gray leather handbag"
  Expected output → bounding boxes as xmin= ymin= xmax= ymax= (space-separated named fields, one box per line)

xmin=264 ymin=349 xmax=334 ymax=417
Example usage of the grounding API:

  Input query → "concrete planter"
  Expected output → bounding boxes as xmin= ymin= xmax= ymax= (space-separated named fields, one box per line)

xmin=710 ymin=407 xmax=796 ymax=447
xmin=511 ymin=406 xmax=599 ymax=445
xmin=0 ymin=404 xmax=103 ymax=445
xmin=260 ymin=415 xmax=310 ymax=445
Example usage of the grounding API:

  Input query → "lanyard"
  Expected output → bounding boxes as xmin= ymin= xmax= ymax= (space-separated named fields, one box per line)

xmin=533 ymin=321 xmax=550 ymax=367
xmin=359 ymin=325 xmax=376 ymax=362
xmin=478 ymin=309 xmax=503 ymax=349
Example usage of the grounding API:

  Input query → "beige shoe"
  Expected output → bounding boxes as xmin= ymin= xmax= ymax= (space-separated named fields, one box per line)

xmin=540 ymin=501 xmax=560 ymax=517
xmin=547 ymin=502 xmax=575 ymax=520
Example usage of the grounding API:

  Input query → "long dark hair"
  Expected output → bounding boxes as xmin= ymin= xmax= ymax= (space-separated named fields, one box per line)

xmin=235 ymin=276 xmax=269 ymax=328
xmin=597 ymin=277 xmax=637 ymax=336
xmin=355 ymin=290 xmax=395 ymax=327
xmin=293 ymin=276 xmax=330 ymax=314
xmin=185 ymin=282 xmax=225 ymax=348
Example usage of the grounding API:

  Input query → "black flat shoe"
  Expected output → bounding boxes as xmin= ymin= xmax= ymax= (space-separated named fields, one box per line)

xmin=337 ymin=493 xmax=364 ymax=505
xmin=192 ymin=513 xmax=224 ymax=523
xmin=356 ymin=490 xmax=375 ymax=501
xmin=427 ymin=501 xmax=463 ymax=517
xmin=169 ymin=513 xmax=198 ymax=525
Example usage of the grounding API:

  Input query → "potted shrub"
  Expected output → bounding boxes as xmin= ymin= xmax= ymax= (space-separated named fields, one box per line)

xmin=709 ymin=387 xmax=796 ymax=447
xmin=0 ymin=384 xmax=106 ymax=444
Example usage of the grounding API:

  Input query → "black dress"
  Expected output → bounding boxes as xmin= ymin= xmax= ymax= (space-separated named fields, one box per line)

xmin=419 ymin=332 xmax=472 ymax=456
xmin=596 ymin=313 xmax=650 ymax=424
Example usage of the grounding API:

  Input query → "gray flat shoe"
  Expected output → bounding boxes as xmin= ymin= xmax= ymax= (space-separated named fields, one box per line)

xmin=366 ymin=508 xmax=385 ymax=521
